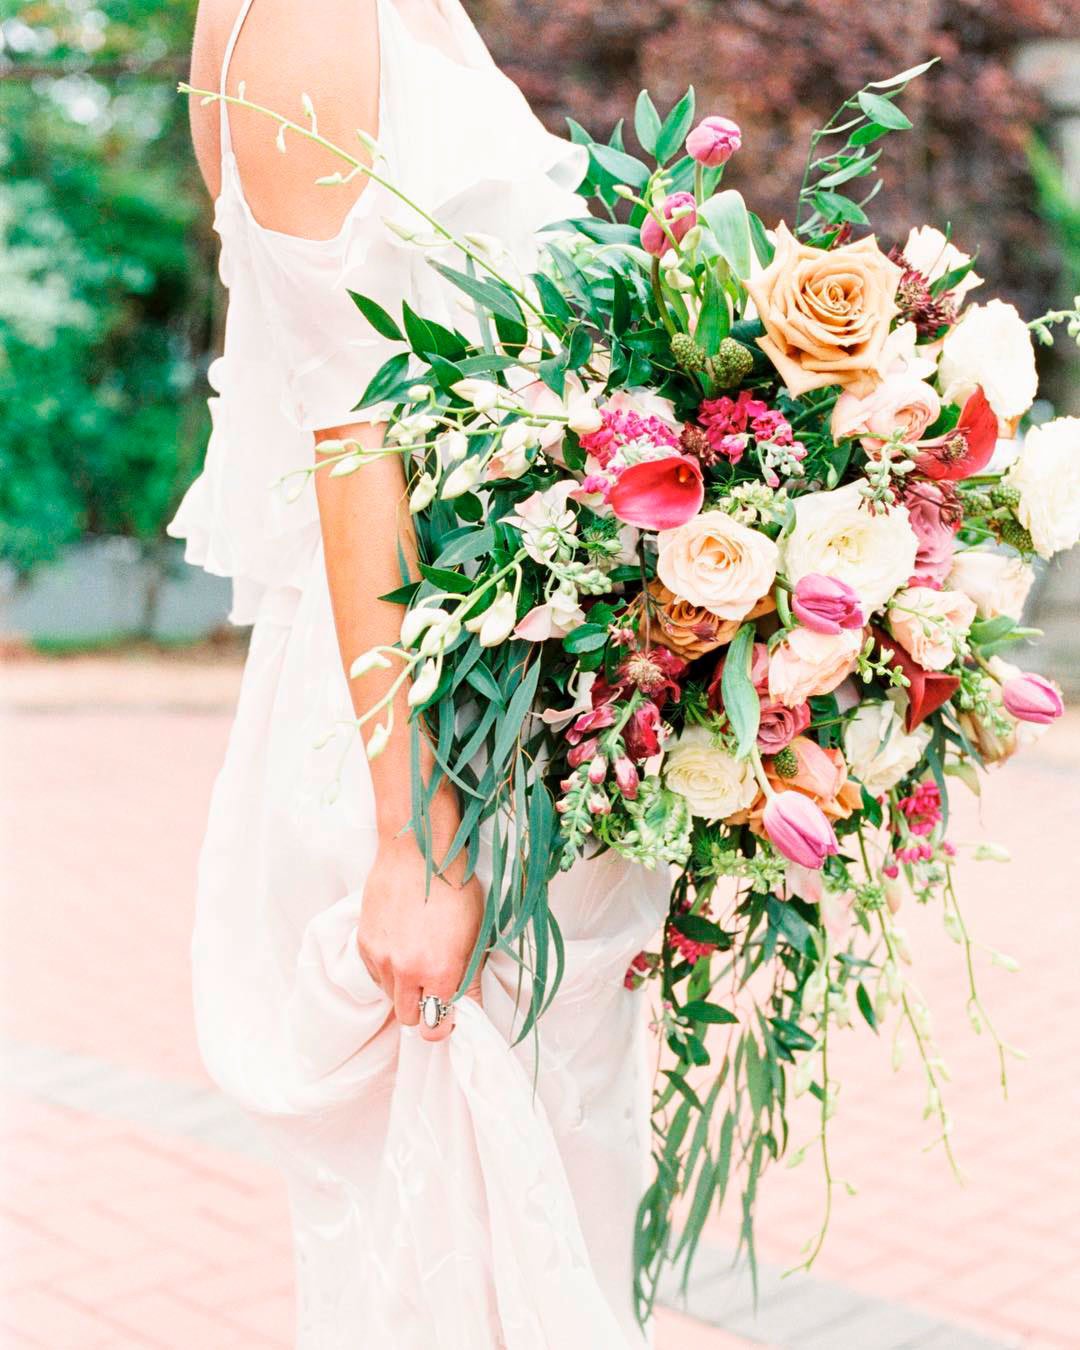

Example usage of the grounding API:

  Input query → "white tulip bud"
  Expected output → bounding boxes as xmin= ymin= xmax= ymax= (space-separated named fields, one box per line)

xmin=451 ymin=378 xmax=500 ymax=412
xmin=441 ymin=457 xmax=483 ymax=499
xmin=409 ymin=473 xmax=438 ymax=514
xmin=349 ymin=649 xmax=393 ymax=679
xmin=407 ymin=660 xmax=440 ymax=707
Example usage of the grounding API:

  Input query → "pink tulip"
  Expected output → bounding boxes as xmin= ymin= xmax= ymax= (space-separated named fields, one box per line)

xmin=791 ymin=574 xmax=865 ymax=635
xmin=608 ymin=453 xmax=704 ymax=530
xmin=1001 ymin=673 xmax=1064 ymax=725
xmin=685 ymin=115 xmax=742 ymax=167
xmin=763 ymin=791 xmax=839 ymax=871
xmin=640 ymin=192 xmax=698 ymax=257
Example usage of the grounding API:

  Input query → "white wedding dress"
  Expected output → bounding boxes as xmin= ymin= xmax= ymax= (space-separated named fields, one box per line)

xmin=170 ymin=1 xmax=669 ymax=1344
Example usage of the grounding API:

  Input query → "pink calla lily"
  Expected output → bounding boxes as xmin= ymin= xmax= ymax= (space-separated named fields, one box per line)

xmin=607 ymin=454 xmax=704 ymax=531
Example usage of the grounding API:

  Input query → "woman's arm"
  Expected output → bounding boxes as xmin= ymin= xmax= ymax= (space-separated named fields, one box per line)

xmin=314 ymin=426 xmax=484 ymax=1041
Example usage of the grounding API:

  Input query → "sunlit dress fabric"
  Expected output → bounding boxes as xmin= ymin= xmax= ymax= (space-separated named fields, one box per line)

xmin=169 ymin=2 xmax=668 ymax=1344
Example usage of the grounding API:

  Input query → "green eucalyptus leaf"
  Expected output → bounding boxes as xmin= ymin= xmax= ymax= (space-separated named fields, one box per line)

xmin=720 ymin=622 xmax=760 ymax=759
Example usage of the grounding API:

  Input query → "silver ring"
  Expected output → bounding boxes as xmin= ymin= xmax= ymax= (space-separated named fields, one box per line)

xmin=419 ymin=993 xmax=452 ymax=1030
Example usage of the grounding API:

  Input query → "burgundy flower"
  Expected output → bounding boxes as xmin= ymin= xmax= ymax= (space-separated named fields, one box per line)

xmin=872 ymin=626 xmax=959 ymax=730
xmin=625 ymin=701 xmax=663 ymax=761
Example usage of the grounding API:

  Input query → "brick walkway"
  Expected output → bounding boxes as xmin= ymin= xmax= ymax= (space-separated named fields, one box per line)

xmin=2 ymin=652 xmax=1077 ymax=1348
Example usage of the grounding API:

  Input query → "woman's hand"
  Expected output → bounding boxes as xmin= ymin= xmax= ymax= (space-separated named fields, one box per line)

xmin=357 ymin=835 xmax=485 ymax=1042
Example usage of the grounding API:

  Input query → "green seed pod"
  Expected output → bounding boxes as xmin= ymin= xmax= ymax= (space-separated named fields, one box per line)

xmin=772 ymin=746 xmax=799 ymax=779
xmin=670 ymin=331 xmax=707 ymax=372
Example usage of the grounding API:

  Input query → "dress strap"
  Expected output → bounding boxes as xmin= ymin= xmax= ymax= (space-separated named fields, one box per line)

xmin=219 ymin=0 xmax=259 ymax=154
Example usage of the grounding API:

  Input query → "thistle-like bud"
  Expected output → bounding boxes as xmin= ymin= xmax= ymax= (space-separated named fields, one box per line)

xmin=998 ymin=516 xmax=1035 ymax=555
xmin=670 ymin=331 xmax=707 ymax=372
xmin=990 ymin=483 xmax=1022 ymax=510
xmin=771 ymin=746 xmax=799 ymax=779
xmin=707 ymin=337 xmax=754 ymax=389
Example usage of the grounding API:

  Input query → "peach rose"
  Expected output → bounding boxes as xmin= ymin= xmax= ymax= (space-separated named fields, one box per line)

xmin=646 ymin=583 xmax=774 ymax=659
xmin=655 ymin=510 xmax=779 ymax=622
xmin=767 ymin=627 xmax=863 ymax=708
xmin=831 ymin=374 xmax=941 ymax=453
xmin=887 ymin=586 xmax=976 ymax=672
xmin=745 ymin=223 xmax=903 ymax=397
xmin=731 ymin=735 xmax=862 ymax=832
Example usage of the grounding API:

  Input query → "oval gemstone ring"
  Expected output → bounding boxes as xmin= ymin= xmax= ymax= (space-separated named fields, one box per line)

xmin=419 ymin=993 xmax=451 ymax=1030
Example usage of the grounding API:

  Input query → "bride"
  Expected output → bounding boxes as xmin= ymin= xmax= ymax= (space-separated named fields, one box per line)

xmin=179 ymin=0 xmax=669 ymax=1344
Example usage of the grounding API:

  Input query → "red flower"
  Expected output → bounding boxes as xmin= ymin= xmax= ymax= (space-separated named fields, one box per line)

xmin=915 ymin=387 xmax=998 ymax=482
xmin=872 ymin=626 xmax=959 ymax=730
xmin=626 ymin=701 xmax=663 ymax=760
xmin=608 ymin=454 xmax=705 ymax=530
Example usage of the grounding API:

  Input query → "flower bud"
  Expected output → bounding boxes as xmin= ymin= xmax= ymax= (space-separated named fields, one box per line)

xmin=685 ymin=114 xmax=742 ymax=167
xmin=762 ymin=791 xmax=839 ymax=870
xmin=640 ymin=192 xmax=698 ymax=258
xmin=407 ymin=659 xmax=440 ymax=707
xmin=366 ymin=721 xmax=391 ymax=759
xmin=614 ymin=756 xmax=640 ymax=800
xmin=791 ymin=574 xmax=865 ymax=635
xmin=451 ymin=378 xmax=500 ymax=412
xmin=408 ymin=383 xmax=433 ymax=402
xmin=400 ymin=606 xmax=445 ymax=648
xmin=349 ymin=649 xmax=393 ymax=679
xmin=419 ymin=616 xmax=460 ymax=657
xmin=441 ymin=457 xmax=484 ymax=499
xmin=567 ymin=398 xmax=604 ymax=436
xmin=438 ymin=429 xmax=469 ymax=463
xmin=588 ymin=792 xmax=611 ymax=816
xmin=588 ymin=754 xmax=608 ymax=785
xmin=466 ymin=588 xmax=517 ymax=649
xmin=409 ymin=473 xmax=438 ymax=514
xmin=1000 ymin=672 xmax=1064 ymax=725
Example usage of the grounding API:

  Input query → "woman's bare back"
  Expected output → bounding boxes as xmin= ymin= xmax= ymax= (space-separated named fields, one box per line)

xmin=189 ymin=0 xmax=380 ymax=240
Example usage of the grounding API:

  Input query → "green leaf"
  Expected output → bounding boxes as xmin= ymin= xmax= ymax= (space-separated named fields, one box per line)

xmin=929 ymin=258 xmax=977 ymax=298
xmin=465 ymin=660 xmax=504 ymax=705
xmin=348 ymin=291 xmax=404 ymax=341
xmin=418 ymin=563 xmax=473 ymax=595
xmin=532 ymin=272 xmax=573 ymax=324
xmin=700 ymin=189 xmax=754 ymax=280
xmin=812 ymin=190 xmax=870 ymax=226
xmin=491 ymin=659 xmax=541 ymax=774
xmin=562 ymin=622 xmax=608 ymax=655
xmin=815 ymin=151 xmax=881 ymax=190
xmin=430 ymin=263 xmax=525 ymax=325
xmin=850 ymin=122 xmax=891 ymax=147
xmin=868 ymin=58 xmax=938 ymax=89
xmin=682 ymin=999 xmax=738 ymax=1025
xmin=567 ymin=325 xmax=594 ymax=370
xmin=655 ymin=87 xmax=696 ymax=165
xmin=766 ymin=895 xmax=818 ymax=957
xmin=378 ymin=581 xmax=419 ymax=605
xmin=694 ymin=269 xmax=730 ymax=352
xmin=354 ymin=352 xmax=410 ymax=410
xmin=748 ymin=212 xmax=775 ymax=266
xmin=590 ymin=143 xmax=651 ymax=189
xmin=671 ymin=912 xmax=730 ymax=947
xmin=435 ymin=525 xmax=496 ymax=567
xmin=857 ymin=91 xmax=913 ymax=131
xmin=720 ymin=622 xmax=760 ymax=759
xmin=856 ymin=981 xmax=878 ymax=1032
xmin=634 ymin=89 xmax=663 ymax=156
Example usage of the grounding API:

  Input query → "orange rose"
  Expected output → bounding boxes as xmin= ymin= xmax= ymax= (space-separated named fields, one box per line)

xmin=646 ymin=582 xmax=775 ymax=659
xmin=745 ymin=223 xmax=903 ymax=397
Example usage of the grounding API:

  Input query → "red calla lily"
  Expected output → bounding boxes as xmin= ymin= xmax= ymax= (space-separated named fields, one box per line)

xmin=608 ymin=454 xmax=705 ymax=530
xmin=872 ymin=626 xmax=959 ymax=730
xmin=915 ymin=386 xmax=998 ymax=482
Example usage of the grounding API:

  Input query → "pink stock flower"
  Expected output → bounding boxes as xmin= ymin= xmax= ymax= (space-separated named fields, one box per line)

xmin=791 ymin=574 xmax=865 ymax=634
xmin=686 ymin=115 xmax=742 ymax=166
xmin=904 ymin=482 xmax=960 ymax=588
xmin=608 ymin=453 xmax=704 ymax=530
xmin=640 ymin=192 xmax=698 ymax=257
xmin=762 ymin=791 xmax=839 ymax=871
xmin=1001 ymin=672 xmax=1065 ymax=725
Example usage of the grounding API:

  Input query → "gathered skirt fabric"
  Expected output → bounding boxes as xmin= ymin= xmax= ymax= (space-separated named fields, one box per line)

xmin=190 ymin=546 xmax=669 ymax=1347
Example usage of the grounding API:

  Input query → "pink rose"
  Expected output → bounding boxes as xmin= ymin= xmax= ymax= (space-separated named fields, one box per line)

xmin=757 ymin=700 xmax=812 ymax=755
xmin=608 ymin=453 xmax=704 ymax=530
xmin=791 ymin=574 xmax=865 ymax=634
xmin=685 ymin=115 xmax=742 ymax=166
xmin=641 ymin=192 xmax=698 ymax=257
xmin=831 ymin=374 xmax=941 ymax=453
xmin=763 ymin=792 xmax=839 ymax=871
xmin=1001 ymin=672 xmax=1064 ymax=725
xmin=904 ymin=483 xmax=959 ymax=588
xmin=767 ymin=628 xmax=863 ymax=708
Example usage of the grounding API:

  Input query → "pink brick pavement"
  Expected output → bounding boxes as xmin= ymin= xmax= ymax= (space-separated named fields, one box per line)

xmin=2 ymin=651 xmax=1078 ymax=1347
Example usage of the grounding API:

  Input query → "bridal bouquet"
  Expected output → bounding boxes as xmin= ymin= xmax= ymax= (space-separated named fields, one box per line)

xmin=189 ymin=63 xmax=1080 ymax=1317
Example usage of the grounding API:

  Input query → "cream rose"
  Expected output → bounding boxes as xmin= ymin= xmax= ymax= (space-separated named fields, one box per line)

xmin=744 ymin=223 xmax=902 ymax=397
xmin=902 ymin=225 xmax=983 ymax=304
xmin=1004 ymin=416 xmax=1080 ymax=559
xmin=780 ymin=482 xmax=919 ymax=614
xmin=663 ymin=726 xmax=759 ymax=820
xmin=887 ymin=586 xmax=977 ymax=671
xmin=768 ymin=627 xmax=863 ymax=708
xmin=656 ymin=510 xmax=778 ymax=621
xmin=937 ymin=300 xmax=1037 ymax=427
xmin=947 ymin=549 xmax=1035 ymax=620
xmin=844 ymin=693 xmax=932 ymax=794
xmin=831 ymin=373 xmax=941 ymax=452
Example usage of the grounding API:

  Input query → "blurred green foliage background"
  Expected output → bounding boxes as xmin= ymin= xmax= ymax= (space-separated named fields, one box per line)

xmin=1 ymin=0 xmax=1076 ymax=600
